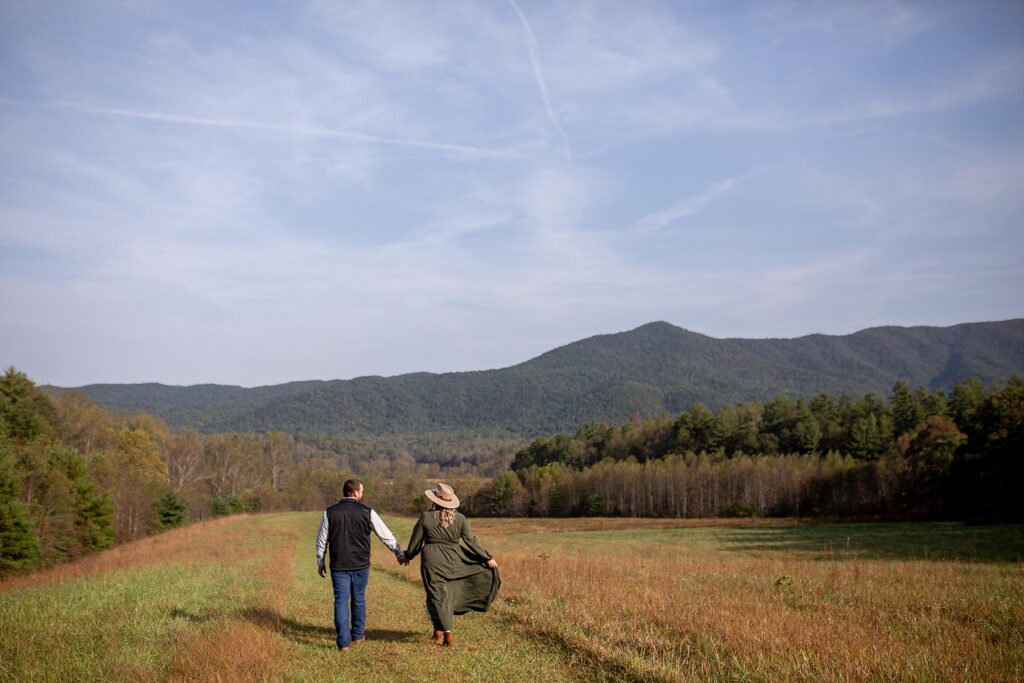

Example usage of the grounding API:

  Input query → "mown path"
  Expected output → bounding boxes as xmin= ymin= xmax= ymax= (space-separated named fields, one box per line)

xmin=263 ymin=513 xmax=573 ymax=683
xmin=0 ymin=512 xmax=575 ymax=683
xmin=8 ymin=512 xmax=1019 ymax=682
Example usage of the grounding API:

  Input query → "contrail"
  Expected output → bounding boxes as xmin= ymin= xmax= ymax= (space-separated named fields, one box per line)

xmin=508 ymin=0 xmax=572 ymax=162
xmin=0 ymin=97 xmax=523 ymax=161
xmin=634 ymin=178 xmax=738 ymax=234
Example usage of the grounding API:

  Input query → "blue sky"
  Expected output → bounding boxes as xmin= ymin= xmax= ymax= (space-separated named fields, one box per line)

xmin=1 ymin=0 xmax=1022 ymax=386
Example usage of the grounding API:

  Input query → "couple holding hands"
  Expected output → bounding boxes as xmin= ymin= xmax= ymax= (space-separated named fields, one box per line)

xmin=316 ymin=480 xmax=500 ymax=650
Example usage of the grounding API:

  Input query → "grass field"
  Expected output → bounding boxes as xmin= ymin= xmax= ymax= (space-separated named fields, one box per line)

xmin=2 ymin=514 xmax=1022 ymax=682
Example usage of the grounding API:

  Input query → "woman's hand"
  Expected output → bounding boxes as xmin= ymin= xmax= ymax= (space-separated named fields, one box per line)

xmin=486 ymin=558 xmax=498 ymax=569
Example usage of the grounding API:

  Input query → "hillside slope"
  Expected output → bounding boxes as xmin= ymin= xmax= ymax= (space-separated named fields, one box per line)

xmin=49 ymin=319 xmax=1024 ymax=435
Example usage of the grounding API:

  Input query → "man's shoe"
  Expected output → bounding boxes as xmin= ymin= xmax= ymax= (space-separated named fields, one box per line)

xmin=442 ymin=631 xmax=454 ymax=647
xmin=432 ymin=630 xmax=443 ymax=642
xmin=338 ymin=646 xmax=350 ymax=653
xmin=351 ymin=637 xmax=366 ymax=645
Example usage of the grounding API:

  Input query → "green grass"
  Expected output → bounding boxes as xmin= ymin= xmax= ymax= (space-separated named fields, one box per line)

xmin=2 ymin=515 xmax=1023 ymax=682
xmin=716 ymin=522 xmax=1024 ymax=562
xmin=0 ymin=513 xmax=573 ymax=683
xmin=510 ymin=521 xmax=1024 ymax=563
xmin=2 ymin=564 xmax=246 ymax=681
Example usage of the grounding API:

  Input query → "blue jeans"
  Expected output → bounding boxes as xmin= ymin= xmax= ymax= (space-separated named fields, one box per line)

xmin=330 ymin=567 xmax=370 ymax=648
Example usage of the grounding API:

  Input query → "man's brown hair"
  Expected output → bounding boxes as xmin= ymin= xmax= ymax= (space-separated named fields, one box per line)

xmin=343 ymin=479 xmax=363 ymax=497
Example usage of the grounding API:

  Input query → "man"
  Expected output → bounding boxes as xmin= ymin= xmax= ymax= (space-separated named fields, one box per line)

xmin=316 ymin=479 xmax=407 ymax=652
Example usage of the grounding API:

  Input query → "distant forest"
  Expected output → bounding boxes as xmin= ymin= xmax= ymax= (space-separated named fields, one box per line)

xmin=0 ymin=368 xmax=517 ymax=575
xmin=500 ymin=379 xmax=1023 ymax=521
xmin=52 ymin=319 xmax=1024 ymax=435
xmin=3 ymin=366 xmax=1022 ymax=577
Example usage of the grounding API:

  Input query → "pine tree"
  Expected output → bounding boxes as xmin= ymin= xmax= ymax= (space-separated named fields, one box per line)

xmin=0 ymin=449 xmax=39 ymax=573
xmin=51 ymin=446 xmax=115 ymax=552
xmin=0 ymin=367 xmax=56 ymax=442
xmin=155 ymin=491 xmax=188 ymax=529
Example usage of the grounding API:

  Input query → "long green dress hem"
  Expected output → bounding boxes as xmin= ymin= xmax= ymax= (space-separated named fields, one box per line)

xmin=404 ymin=511 xmax=501 ymax=631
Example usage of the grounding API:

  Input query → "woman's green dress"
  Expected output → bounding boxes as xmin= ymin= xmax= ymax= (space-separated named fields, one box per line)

xmin=404 ymin=511 xmax=501 ymax=632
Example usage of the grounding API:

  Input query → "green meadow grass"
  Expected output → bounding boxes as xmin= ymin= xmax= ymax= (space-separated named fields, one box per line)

xmin=507 ymin=521 xmax=1024 ymax=563
xmin=2 ymin=514 xmax=1022 ymax=682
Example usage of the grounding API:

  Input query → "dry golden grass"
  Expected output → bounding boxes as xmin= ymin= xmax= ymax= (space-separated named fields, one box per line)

xmin=167 ymin=525 xmax=297 ymax=683
xmin=0 ymin=515 xmax=256 ymax=593
xmin=469 ymin=518 xmax=1024 ymax=682
xmin=2 ymin=514 xmax=1021 ymax=682
xmin=169 ymin=621 xmax=285 ymax=683
xmin=474 ymin=517 xmax=799 ymax=534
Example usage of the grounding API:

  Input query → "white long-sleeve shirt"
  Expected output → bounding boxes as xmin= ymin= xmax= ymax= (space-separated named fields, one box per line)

xmin=315 ymin=499 xmax=404 ymax=569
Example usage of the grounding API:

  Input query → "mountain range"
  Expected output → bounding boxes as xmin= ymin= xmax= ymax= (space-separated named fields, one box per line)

xmin=47 ymin=319 xmax=1024 ymax=436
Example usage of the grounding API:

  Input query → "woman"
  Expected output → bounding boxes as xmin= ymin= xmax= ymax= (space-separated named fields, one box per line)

xmin=404 ymin=482 xmax=500 ymax=647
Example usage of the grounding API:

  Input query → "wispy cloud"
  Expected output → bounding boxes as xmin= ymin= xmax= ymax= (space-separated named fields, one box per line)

xmin=1 ymin=0 xmax=1021 ymax=385
xmin=508 ymin=0 xmax=572 ymax=161
xmin=633 ymin=178 xmax=738 ymax=234
xmin=0 ymin=97 xmax=528 ymax=160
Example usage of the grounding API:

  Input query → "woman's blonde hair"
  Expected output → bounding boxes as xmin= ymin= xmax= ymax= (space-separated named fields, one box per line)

xmin=431 ymin=503 xmax=456 ymax=528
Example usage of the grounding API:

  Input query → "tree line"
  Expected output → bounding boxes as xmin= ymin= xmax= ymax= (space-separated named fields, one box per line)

xmin=3 ymin=366 xmax=1021 ymax=577
xmin=500 ymin=379 xmax=1023 ymax=520
xmin=0 ymin=368 xmax=513 ymax=576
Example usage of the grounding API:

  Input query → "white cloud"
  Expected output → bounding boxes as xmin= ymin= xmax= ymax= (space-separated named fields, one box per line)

xmin=1 ymin=0 xmax=1021 ymax=384
xmin=633 ymin=178 xmax=737 ymax=234
xmin=508 ymin=0 xmax=572 ymax=161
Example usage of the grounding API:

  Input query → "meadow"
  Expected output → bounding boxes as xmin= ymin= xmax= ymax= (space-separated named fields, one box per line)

xmin=1 ymin=514 xmax=1021 ymax=682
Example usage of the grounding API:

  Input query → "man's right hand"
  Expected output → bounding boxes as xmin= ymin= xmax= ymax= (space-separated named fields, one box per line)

xmin=318 ymin=563 xmax=326 ymax=578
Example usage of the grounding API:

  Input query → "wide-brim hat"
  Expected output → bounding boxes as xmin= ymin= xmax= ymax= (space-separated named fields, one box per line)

xmin=424 ymin=482 xmax=460 ymax=509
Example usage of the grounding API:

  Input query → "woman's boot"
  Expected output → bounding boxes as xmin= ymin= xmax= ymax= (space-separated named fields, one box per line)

xmin=442 ymin=631 xmax=454 ymax=647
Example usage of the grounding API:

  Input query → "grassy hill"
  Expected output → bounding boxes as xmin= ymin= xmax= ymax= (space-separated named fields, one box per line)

xmin=49 ymin=319 xmax=1024 ymax=435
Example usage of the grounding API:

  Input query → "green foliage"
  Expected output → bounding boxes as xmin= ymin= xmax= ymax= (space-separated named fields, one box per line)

xmin=509 ymin=378 xmax=1024 ymax=520
xmin=1 ymin=367 xmax=56 ymax=441
xmin=210 ymin=495 xmax=247 ymax=516
xmin=209 ymin=492 xmax=262 ymax=516
xmin=28 ymin=445 xmax=116 ymax=560
xmin=53 ymin=446 xmax=115 ymax=552
xmin=0 ymin=449 xmax=39 ymax=573
xmin=897 ymin=416 xmax=965 ymax=516
xmin=721 ymin=502 xmax=757 ymax=518
xmin=155 ymin=492 xmax=189 ymax=529
xmin=581 ymin=493 xmax=604 ymax=516
xmin=54 ymin=319 xmax=1024 ymax=436
xmin=950 ymin=376 xmax=1024 ymax=521
xmin=490 ymin=471 xmax=527 ymax=516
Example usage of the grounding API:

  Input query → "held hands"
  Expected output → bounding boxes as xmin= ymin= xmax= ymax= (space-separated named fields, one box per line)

xmin=397 ymin=552 xmax=410 ymax=566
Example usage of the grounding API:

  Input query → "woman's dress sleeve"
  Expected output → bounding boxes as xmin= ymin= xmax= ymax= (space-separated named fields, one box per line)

xmin=459 ymin=516 xmax=492 ymax=560
xmin=405 ymin=514 xmax=425 ymax=560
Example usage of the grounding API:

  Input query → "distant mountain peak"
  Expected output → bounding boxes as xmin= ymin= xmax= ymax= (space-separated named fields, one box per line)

xmin=55 ymin=319 xmax=1024 ymax=436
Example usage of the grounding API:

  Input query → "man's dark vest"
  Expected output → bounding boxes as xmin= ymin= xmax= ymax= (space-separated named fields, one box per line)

xmin=325 ymin=498 xmax=373 ymax=571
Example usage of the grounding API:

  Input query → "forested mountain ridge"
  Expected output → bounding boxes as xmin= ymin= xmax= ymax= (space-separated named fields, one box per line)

xmin=47 ymin=319 xmax=1024 ymax=435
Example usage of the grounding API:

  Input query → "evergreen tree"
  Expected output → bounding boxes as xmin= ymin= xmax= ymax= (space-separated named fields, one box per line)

xmin=54 ymin=447 xmax=115 ymax=552
xmin=0 ymin=367 xmax=56 ymax=442
xmin=892 ymin=381 xmax=927 ymax=436
xmin=155 ymin=491 xmax=189 ymax=529
xmin=490 ymin=471 xmax=527 ymax=516
xmin=0 ymin=449 xmax=39 ymax=573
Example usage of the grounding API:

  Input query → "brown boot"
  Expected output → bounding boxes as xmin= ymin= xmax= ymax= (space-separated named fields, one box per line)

xmin=432 ymin=630 xmax=443 ymax=642
xmin=442 ymin=631 xmax=453 ymax=647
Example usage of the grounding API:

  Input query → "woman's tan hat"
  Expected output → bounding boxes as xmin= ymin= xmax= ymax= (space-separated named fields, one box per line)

xmin=424 ymin=482 xmax=460 ymax=509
